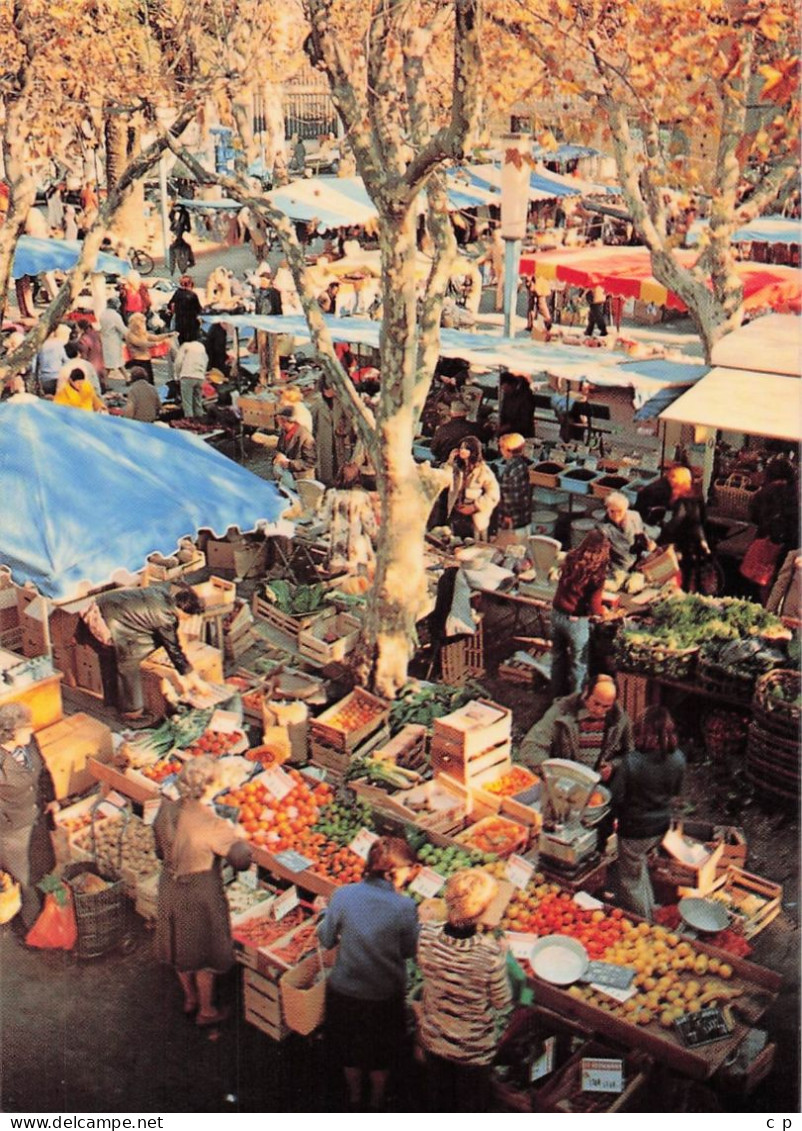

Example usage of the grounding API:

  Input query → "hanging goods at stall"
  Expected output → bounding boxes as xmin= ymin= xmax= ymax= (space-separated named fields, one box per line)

xmin=537 ymin=759 xmax=602 ymax=870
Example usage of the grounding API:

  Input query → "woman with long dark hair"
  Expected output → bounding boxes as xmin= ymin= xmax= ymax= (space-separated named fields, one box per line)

xmin=445 ymin=435 xmax=500 ymax=541
xmin=611 ymin=706 xmax=686 ymax=921
xmin=550 ymin=528 xmax=611 ymax=697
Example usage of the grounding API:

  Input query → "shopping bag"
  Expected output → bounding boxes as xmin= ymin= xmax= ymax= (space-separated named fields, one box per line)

xmin=640 ymin=545 xmax=680 ymax=586
xmin=740 ymin=537 xmax=782 ymax=587
xmin=280 ymin=948 xmax=330 ymax=1035
xmin=0 ymin=874 xmax=22 ymax=924
xmin=25 ymin=888 xmax=77 ymax=950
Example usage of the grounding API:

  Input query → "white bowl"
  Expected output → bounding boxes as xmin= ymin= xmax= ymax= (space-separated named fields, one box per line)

xmin=529 ymin=934 xmax=589 ymax=985
xmin=678 ymin=897 xmax=729 ymax=933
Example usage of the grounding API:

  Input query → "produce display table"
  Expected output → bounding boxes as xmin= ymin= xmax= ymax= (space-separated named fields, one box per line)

xmin=528 ymin=939 xmax=780 ymax=1082
xmin=89 ymin=756 xmax=160 ymax=806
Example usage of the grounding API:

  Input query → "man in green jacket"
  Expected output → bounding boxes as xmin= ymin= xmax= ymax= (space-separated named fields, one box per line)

xmin=517 ymin=673 xmax=633 ymax=782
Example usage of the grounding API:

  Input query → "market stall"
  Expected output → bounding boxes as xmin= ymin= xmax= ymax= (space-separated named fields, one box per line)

xmin=519 ymin=245 xmax=802 ymax=317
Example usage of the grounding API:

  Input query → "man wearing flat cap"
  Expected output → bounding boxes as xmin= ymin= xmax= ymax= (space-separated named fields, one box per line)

xmin=272 ymin=405 xmax=317 ymax=482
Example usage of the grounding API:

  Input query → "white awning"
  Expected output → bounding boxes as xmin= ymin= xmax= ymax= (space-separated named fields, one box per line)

xmin=710 ymin=313 xmax=802 ymax=377
xmin=659 ymin=365 xmax=802 ymax=440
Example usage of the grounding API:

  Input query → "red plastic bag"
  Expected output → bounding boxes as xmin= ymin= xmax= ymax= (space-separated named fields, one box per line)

xmin=25 ymin=890 xmax=78 ymax=950
xmin=740 ymin=537 xmax=782 ymax=586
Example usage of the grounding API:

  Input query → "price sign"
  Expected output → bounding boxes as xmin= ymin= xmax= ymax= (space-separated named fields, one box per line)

xmin=240 ymin=864 xmax=259 ymax=891
xmin=584 ymin=961 xmax=636 ymax=989
xmin=274 ymin=849 xmax=313 ymax=873
xmin=142 ymin=798 xmax=160 ymax=826
xmin=273 ymin=885 xmax=299 ymax=921
xmin=530 ymin=1036 xmax=556 ymax=1083
xmin=105 ymin=790 xmax=128 ymax=809
xmin=581 ymin=1058 xmax=624 ymax=1094
xmin=349 ymin=828 xmax=379 ymax=861
xmin=590 ymin=982 xmax=637 ymax=1004
xmin=505 ymin=854 xmax=535 ymax=890
xmin=573 ymin=891 xmax=604 ymax=911
xmin=504 ymin=931 xmax=539 ymax=961
xmin=409 ymin=867 xmax=445 ymax=899
xmin=257 ymin=766 xmax=294 ymax=802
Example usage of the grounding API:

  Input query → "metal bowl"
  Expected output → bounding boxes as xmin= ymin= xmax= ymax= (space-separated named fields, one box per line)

xmin=678 ymin=896 xmax=729 ymax=934
xmin=581 ymin=784 xmax=611 ymax=827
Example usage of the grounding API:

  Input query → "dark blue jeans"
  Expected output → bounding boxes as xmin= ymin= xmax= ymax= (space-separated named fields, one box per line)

xmin=550 ymin=608 xmax=590 ymax=698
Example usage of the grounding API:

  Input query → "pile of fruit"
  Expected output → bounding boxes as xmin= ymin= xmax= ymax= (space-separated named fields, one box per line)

xmin=232 ymin=905 xmax=309 ymax=948
xmin=455 ymin=815 xmax=528 ymax=857
xmin=500 ymin=878 xmax=742 ymax=1030
xmin=414 ymin=841 xmax=493 ymax=876
xmin=184 ymin=729 xmax=246 ymax=758
xmin=138 ymin=757 xmax=182 ymax=783
xmin=216 ymin=770 xmax=335 ymax=849
xmin=322 ymin=692 xmax=385 ymax=735
xmin=482 ymin=767 xmax=539 ymax=797
xmin=56 ymin=810 xmax=109 ymax=836
xmin=312 ymin=798 xmax=375 ymax=846
xmin=270 ymin=919 xmax=320 ymax=965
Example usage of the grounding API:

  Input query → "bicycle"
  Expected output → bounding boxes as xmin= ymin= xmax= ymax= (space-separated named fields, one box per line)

xmin=127 ymin=246 xmax=155 ymax=276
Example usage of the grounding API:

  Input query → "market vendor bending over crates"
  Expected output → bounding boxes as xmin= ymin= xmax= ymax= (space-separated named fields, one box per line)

xmin=81 ymin=586 xmax=211 ymax=729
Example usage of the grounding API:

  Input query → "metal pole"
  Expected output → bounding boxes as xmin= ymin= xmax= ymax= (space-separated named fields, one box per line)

xmin=158 ymin=153 xmax=171 ymax=268
xmin=503 ymin=237 xmax=521 ymax=338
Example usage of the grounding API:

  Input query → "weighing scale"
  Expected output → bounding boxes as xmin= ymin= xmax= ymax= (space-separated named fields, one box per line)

xmin=538 ymin=759 xmax=600 ymax=869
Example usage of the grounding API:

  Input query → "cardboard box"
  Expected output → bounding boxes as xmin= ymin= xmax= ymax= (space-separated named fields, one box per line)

xmin=140 ymin=640 xmax=224 ymax=718
xmin=682 ymin=821 xmax=748 ymax=872
xmin=205 ymin=538 xmax=268 ymax=580
xmin=0 ymin=588 xmax=18 ymax=634
xmin=37 ymin=713 xmax=114 ymax=799
xmin=238 ymin=395 xmax=277 ymax=432
xmin=651 ymin=828 xmax=724 ymax=896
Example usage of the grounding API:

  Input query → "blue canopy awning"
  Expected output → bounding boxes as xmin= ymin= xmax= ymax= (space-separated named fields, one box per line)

xmin=0 ymin=402 xmax=290 ymax=600
xmin=11 ymin=237 xmax=130 ymax=280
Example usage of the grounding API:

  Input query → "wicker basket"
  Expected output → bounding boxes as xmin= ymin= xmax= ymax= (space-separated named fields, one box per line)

xmin=752 ymin=669 xmax=801 ymax=737
xmin=697 ymin=656 xmax=760 ymax=700
xmin=712 ymin=473 xmax=759 ymax=520
xmin=615 ymin=634 xmax=699 ymax=681
xmin=62 ymin=862 xmax=128 ymax=960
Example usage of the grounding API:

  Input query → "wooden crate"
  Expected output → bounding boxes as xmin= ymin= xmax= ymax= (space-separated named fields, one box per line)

xmin=309 ymin=724 xmax=391 ymax=779
xmin=536 ymin=1040 xmax=650 ymax=1113
xmin=430 ymin=736 xmax=512 ymax=787
xmin=453 ymin=813 xmax=530 ymax=858
xmin=466 ymin=762 xmax=543 ymax=829
xmin=298 ymin=610 xmax=361 ymax=665
xmin=191 ymin=576 xmax=237 ymax=612
xmin=37 ymin=713 xmax=114 ymax=800
xmin=309 ymin=688 xmax=390 ymax=752
xmin=370 ymin=724 xmax=428 ymax=773
xmin=142 ymin=550 xmax=205 ymax=585
xmin=703 ymin=866 xmax=782 ymax=939
xmin=432 ymin=699 xmax=512 ymax=758
xmin=205 ymin=539 xmax=268 ymax=580
xmin=682 ymin=821 xmax=748 ymax=873
xmin=251 ymin=592 xmax=320 ymax=641
xmin=440 ymin=622 xmax=485 ymax=686
xmin=224 ymin=627 xmax=257 ymax=663
xmin=650 ymin=840 xmax=724 ymax=897
xmin=243 ymin=966 xmax=289 ymax=1039
xmin=239 ymin=395 xmax=277 ymax=431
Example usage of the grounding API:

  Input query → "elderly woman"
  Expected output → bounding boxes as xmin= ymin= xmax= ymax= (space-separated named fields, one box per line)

xmin=597 ymin=490 xmax=655 ymax=575
xmin=611 ymin=706 xmax=686 ymax=921
xmin=446 ymin=435 xmax=500 ymax=541
xmin=317 ymin=836 xmax=419 ymax=1112
xmin=417 ymin=869 xmax=511 ymax=1112
xmin=0 ymin=703 xmax=57 ymax=931
xmin=124 ymin=312 xmax=173 ymax=383
xmin=153 ymin=756 xmax=252 ymax=1025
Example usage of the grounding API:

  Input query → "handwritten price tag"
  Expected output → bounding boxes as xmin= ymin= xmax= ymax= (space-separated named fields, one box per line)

xmin=349 ymin=828 xmax=379 ymax=861
xmin=273 ymin=885 xmax=299 ymax=921
xmin=141 ymin=798 xmax=160 ymax=826
xmin=505 ymin=854 xmax=535 ymax=890
xmin=581 ymin=1058 xmax=624 ymax=1094
xmin=274 ymin=849 xmax=313 ymax=873
xmin=409 ymin=867 xmax=445 ymax=899
xmin=257 ymin=766 xmax=294 ymax=802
